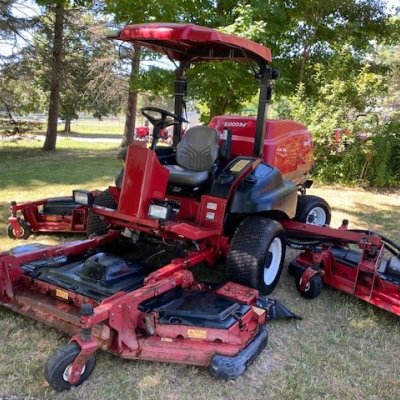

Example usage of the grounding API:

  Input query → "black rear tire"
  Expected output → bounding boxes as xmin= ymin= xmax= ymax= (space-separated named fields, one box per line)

xmin=295 ymin=195 xmax=331 ymax=226
xmin=44 ymin=342 xmax=96 ymax=391
xmin=295 ymin=272 xmax=323 ymax=299
xmin=86 ymin=189 xmax=117 ymax=236
xmin=7 ymin=220 xmax=31 ymax=239
xmin=226 ymin=217 xmax=286 ymax=295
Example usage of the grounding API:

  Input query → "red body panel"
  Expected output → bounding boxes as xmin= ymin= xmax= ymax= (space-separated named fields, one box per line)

xmin=93 ymin=144 xmax=260 ymax=249
xmin=210 ymin=116 xmax=313 ymax=185
xmin=118 ymin=145 xmax=169 ymax=218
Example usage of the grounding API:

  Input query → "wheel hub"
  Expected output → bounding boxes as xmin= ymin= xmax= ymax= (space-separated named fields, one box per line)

xmin=263 ymin=237 xmax=283 ymax=285
xmin=62 ymin=363 xmax=86 ymax=382
xmin=306 ymin=207 xmax=326 ymax=225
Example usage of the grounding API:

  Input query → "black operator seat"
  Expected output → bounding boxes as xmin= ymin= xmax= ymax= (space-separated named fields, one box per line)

xmin=166 ymin=126 xmax=219 ymax=186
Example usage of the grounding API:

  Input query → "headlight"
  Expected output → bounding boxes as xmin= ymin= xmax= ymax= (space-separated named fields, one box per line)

xmin=148 ymin=204 xmax=168 ymax=220
xmin=73 ymin=190 xmax=94 ymax=206
xmin=148 ymin=200 xmax=180 ymax=222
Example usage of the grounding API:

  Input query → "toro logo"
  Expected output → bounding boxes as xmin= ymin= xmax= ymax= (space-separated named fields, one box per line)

xmin=223 ymin=121 xmax=247 ymax=128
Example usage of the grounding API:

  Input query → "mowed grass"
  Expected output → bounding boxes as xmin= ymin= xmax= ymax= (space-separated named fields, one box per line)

xmin=0 ymin=140 xmax=399 ymax=399
xmin=36 ymin=118 xmax=143 ymax=138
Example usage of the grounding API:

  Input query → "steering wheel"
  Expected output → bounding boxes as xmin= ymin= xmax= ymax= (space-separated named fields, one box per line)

xmin=141 ymin=107 xmax=189 ymax=149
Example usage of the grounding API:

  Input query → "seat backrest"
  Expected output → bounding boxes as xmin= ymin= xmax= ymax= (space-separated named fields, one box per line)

xmin=176 ymin=126 xmax=219 ymax=171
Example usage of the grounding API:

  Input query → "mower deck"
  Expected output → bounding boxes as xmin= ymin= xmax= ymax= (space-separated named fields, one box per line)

xmin=0 ymin=233 xmax=271 ymax=387
xmin=283 ymin=221 xmax=400 ymax=316
xmin=8 ymin=195 xmax=94 ymax=239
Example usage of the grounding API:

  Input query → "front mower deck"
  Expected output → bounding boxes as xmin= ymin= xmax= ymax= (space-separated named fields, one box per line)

xmin=0 ymin=233 xmax=271 ymax=389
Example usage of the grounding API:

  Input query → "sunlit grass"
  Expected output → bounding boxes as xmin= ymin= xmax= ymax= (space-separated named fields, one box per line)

xmin=35 ymin=119 xmax=127 ymax=136
xmin=311 ymin=185 xmax=400 ymax=242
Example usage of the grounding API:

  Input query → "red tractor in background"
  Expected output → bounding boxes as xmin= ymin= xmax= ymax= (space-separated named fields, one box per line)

xmin=3 ymin=23 xmax=397 ymax=393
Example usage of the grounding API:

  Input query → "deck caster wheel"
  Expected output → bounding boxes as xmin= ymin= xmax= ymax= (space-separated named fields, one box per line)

xmin=295 ymin=195 xmax=331 ymax=226
xmin=295 ymin=272 xmax=323 ymax=299
xmin=226 ymin=217 xmax=286 ymax=295
xmin=44 ymin=343 xmax=96 ymax=392
xmin=7 ymin=220 xmax=31 ymax=239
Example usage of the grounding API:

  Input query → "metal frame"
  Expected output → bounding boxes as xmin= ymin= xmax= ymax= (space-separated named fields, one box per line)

xmin=0 ymin=234 xmax=266 ymax=385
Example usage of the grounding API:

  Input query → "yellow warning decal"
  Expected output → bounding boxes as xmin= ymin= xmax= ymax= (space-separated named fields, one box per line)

xmin=230 ymin=159 xmax=251 ymax=173
xmin=55 ymin=289 xmax=69 ymax=300
xmin=187 ymin=329 xmax=207 ymax=339
xmin=252 ymin=306 xmax=266 ymax=317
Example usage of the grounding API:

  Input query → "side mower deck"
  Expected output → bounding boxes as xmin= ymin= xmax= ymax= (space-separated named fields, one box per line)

xmin=283 ymin=221 xmax=400 ymax=316
xmin=7 ymin=195 xmax=94 ymax=239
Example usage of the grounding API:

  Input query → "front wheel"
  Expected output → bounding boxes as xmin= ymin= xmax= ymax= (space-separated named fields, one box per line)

xmin=226 ymin=217 xmax=286 ymax=295
xmin=295 ymin=195 xmax=331 ymax=226
xmin=44 ymin=343 xmax=96 ymax=391
xmin=7 ymin=220 xmax=31 ymax=239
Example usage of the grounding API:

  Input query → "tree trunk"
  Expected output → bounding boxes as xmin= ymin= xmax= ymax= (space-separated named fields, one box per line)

xmin=122 ymin=46 xmax=141 ymax=147
xmin=43 ymin=2 xmax=64 ymax=151
xmin=64 ymin=118 xmax=71 ymax=133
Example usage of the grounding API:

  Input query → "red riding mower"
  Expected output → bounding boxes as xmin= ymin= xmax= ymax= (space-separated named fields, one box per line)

xmin=1 ymin=23 xmax=398 ymax=392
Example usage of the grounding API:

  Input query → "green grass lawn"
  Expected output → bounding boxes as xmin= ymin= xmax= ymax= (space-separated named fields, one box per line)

xmin=0 ymin=140 xmax=399 ymax=399
xmin=44 ymin=119 xmax=124 ymax=136
xmin=66 ymin=119 xmax=125 ymax=135
xmin=34 ymin=118 xmax=146 ymax=138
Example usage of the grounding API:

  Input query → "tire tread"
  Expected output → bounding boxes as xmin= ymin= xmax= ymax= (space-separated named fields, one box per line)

xmin=87 ymin=189 xmax=117 ymax=236
xmin=295 ymin=195 xmax=331 ymax=225
xmin=226 ymin=217 xmax=285 ymax=294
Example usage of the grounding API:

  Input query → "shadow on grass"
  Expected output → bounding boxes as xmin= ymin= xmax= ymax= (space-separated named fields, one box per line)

xmin=333 ymin=202 xmax=400 ymax=240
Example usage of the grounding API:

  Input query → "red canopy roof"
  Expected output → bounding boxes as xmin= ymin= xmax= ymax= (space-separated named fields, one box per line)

xmin=111 ymin=23 xmax=272 ymax=64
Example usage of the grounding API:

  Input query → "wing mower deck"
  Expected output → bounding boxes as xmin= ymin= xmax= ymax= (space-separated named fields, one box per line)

xmin=7 ymin=193 xmax=99 ymax=239
xmin=283 ymin=221 xmax=400 ymax=316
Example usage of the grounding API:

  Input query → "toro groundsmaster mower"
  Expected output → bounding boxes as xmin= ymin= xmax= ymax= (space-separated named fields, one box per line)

xmin=3 ymin=23 xmax=397 ymax=392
